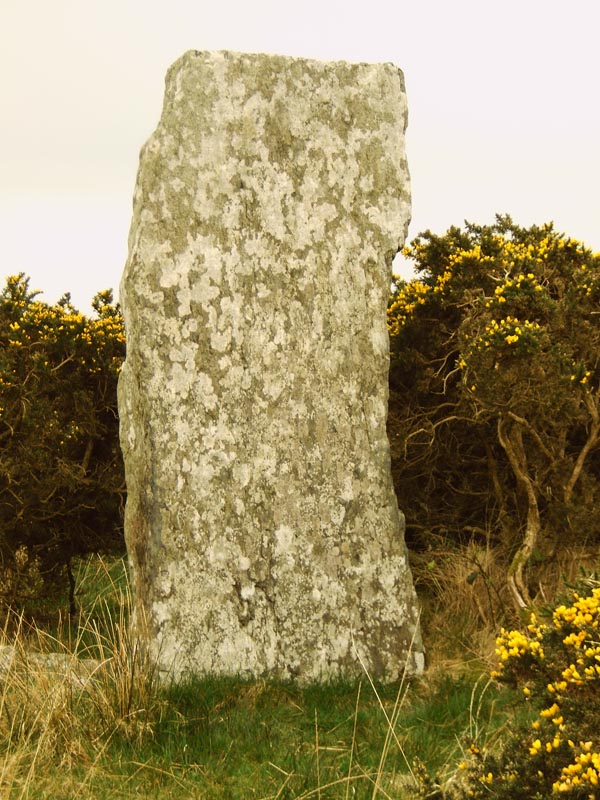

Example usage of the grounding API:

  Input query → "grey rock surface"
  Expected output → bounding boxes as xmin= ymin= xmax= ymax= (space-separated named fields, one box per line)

xmin=0 ymin=645 xmax=102 ymax=690
xmin=119 ymin=50 xmax=423 ymax=681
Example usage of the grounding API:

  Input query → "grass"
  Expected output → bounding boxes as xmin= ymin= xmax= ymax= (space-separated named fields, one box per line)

xmin=0 ymin=556 xmax=522 ymax=799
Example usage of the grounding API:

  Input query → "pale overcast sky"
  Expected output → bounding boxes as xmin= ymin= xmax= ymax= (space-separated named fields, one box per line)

xmin=1 ymin=0 xmax=599 ymax=311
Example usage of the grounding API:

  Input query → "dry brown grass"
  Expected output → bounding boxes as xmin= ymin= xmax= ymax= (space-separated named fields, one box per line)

xmin=0 ymin=559 xmax=160 ymax=799
xmin=411 ymin=540 xmax=600 ymax=672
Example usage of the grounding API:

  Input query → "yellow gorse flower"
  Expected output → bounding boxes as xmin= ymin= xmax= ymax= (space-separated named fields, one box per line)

xmin=467 ymin=316 xmax=542 ymax=355
xmin=387 ymin=278 xmax=431 ymax=334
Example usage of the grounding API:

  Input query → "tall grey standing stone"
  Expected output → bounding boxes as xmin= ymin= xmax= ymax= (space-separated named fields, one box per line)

xmin=119 ymin=50 xmax=424 ymax=681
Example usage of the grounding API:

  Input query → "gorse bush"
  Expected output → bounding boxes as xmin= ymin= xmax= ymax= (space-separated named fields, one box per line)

xmin=388 ymin=216 xmax=600 ymax=610
xmin=0 ymin=274 xmax=126 ymax=614
xmin=459 ymin=580 xmax=600 ymax=798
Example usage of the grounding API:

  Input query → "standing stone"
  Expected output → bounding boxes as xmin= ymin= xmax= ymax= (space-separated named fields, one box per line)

xmin=119 ymin=50 xmax=423 ymax=681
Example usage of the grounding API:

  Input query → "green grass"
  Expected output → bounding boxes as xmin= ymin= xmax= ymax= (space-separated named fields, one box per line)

xmin=4 ymin=674 xmax=515 ymax=800
xmin=0 ymin=557 xmax=522 ymax=799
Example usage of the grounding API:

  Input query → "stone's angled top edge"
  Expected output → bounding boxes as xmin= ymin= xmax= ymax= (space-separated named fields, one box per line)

xmin=163 ymin=50 xmax=408 ymax=106
xmin=168 ymin=48 xmax=405 ymax=76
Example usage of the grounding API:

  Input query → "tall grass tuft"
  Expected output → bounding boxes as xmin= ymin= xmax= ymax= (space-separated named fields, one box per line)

xmin=0 ymin=556 xmax=161 ymax=798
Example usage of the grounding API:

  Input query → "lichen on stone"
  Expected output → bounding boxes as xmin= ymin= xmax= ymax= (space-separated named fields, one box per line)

xmin=119 ymin=49 xmax=423 ymax=682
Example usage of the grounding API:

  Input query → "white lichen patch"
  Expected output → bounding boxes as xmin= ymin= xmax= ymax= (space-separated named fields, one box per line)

xmin=119 ymin=49 xmax=423 ymax=683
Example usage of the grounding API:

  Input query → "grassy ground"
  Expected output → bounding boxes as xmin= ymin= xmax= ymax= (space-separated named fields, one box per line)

xmin=0 ymin=557 xmax=523 ymax=799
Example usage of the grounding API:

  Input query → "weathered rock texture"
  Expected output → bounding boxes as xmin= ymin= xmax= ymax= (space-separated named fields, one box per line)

xmin=119 ymin=50 xmax=424 ymax=681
